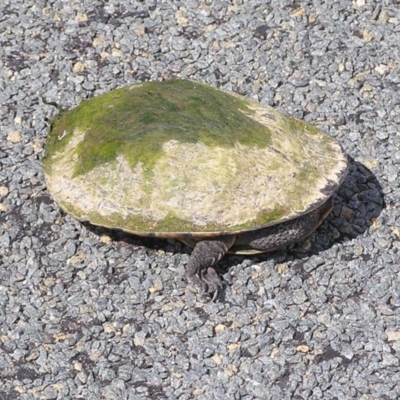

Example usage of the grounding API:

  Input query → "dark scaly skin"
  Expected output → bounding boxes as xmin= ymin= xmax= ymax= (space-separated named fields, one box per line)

xmin=186 ymin=199 xmax=332 ymax=299
xmin=241 ymin=207 xmax=321 ymax=251
xmin=186 ymin=235 xmax=235 ymax=299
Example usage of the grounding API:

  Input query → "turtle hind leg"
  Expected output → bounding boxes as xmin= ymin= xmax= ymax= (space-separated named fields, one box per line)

xmin=186 ymin=235 xmax=235 ymax=300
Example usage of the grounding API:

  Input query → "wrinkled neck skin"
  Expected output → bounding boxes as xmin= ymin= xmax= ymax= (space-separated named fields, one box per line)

xmin=181 ymin=197 xmax=333 ymax=255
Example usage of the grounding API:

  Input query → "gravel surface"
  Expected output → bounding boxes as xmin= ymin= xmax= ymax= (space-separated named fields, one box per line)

xmin=1 ymin=0 xmax=400 ymax=399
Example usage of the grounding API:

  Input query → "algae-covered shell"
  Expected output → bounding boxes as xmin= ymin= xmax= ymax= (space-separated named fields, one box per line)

xmin=43 ymin=79 xmax=347 ymax=238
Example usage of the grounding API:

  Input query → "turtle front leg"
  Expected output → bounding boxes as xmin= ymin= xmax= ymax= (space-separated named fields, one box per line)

xmin=186 ymin=235 xmax=235 ymax=299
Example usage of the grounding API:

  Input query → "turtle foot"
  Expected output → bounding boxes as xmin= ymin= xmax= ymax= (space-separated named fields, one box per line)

xmin=199 ymin=267 xmax=223 ymax=301
xmin=185 ymin=236 xmax=234 ymax=300
xmin=186 ymin=267 xmax=223 ymax=301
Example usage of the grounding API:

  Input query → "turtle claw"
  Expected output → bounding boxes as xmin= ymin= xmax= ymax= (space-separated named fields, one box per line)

xmin=200 ymin=267 xmax=223 ymax=301
xmin=187 ymin=268 xmax=223 ymax=301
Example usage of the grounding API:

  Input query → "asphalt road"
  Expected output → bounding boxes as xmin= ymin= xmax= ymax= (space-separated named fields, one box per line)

xmin=0 ymin=1 xmax=400 ymax=399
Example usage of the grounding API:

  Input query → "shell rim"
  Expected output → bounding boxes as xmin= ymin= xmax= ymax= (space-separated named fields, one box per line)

xmin=48 ymin=159 xmax=347 ymax=239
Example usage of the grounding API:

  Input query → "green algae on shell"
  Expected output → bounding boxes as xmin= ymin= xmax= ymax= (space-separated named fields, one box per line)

xmin=43 ymin=79 xmax=348 ymax=236
xmin=44 ymin=79 xmax=273 ymax=178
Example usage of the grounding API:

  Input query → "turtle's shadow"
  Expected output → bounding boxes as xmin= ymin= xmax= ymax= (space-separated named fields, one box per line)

xmin=297 ymin=158 xmax=383 ymax=252
xmin=85 ymin=157 xmax=383 ymax=296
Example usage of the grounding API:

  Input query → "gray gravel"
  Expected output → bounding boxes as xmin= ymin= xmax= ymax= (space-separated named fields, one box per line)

xmin=1 ymin=0 xmax=400 ymax=399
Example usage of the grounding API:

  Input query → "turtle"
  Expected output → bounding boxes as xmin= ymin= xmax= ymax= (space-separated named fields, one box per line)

xmin=43 ymin=79 xmax=348 ymax=298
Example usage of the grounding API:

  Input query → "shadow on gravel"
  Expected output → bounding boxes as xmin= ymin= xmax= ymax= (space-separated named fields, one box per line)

xmin=294 ymin=157 xmax=384 ymax=254
xmin=78 ymin=156 xmax=384 ymax=299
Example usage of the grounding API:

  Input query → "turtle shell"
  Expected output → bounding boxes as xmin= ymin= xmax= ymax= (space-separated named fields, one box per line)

xmin=43 ymin=79 xmax=347 ymax=238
